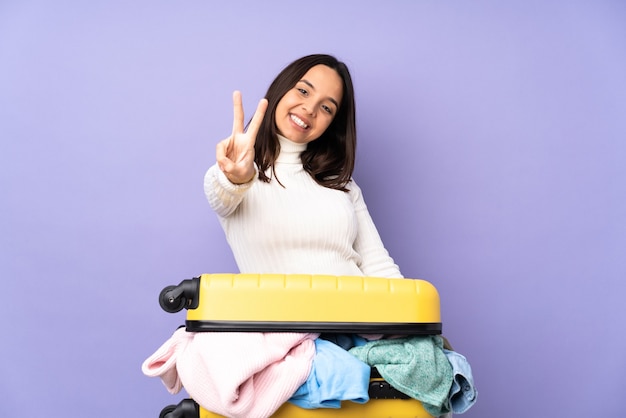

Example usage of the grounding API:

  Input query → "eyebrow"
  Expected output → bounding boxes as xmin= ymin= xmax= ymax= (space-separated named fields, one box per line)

xmin=299 ymin=79 xmax=340 ymax=108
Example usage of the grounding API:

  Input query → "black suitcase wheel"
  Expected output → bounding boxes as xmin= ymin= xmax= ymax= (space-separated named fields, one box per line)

xmin=159 ymin=399 xmax=199 ymax=418
xmin=159 ymin=405 xmax=176 ymax=418
xmin=158 ymin=277 xmax=201 ymax=313
xmin=159 ymin=285 xmax=187 ymax=313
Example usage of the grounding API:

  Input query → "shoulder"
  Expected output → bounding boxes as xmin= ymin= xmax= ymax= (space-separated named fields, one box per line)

xmin=345 ymin=178 xmax=364 ymax=202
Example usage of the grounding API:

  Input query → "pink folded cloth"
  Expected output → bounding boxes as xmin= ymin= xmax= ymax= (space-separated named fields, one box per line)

xmin=142 ymin=328 xmax=318 ymax=418
xmin=141 ymin=327 xmax=192 ymax=393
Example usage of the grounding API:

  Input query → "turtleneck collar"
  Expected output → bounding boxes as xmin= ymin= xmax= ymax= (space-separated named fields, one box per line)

xmin=276 ymin=134 xmax=307 ymax=164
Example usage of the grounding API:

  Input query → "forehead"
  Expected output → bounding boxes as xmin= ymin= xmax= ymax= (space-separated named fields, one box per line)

xmin=300 ymin=65 xmax=343 ymax=102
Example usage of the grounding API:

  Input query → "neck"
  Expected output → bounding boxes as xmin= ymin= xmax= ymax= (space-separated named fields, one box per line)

xmin=276 ymin=135 xmax=306 ymax=164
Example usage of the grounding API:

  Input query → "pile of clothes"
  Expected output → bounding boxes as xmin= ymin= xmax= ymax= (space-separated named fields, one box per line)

xmin=142 ymin=329 xmax=476 ymax=418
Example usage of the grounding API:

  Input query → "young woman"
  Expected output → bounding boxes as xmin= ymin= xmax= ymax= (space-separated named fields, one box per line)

xmin=204 ymin=54 xmax=402 ymax=279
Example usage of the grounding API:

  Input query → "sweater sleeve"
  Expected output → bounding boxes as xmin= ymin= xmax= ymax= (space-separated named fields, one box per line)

xmin=348 ymin=180 xmax=404 ymax=279
xmin=203 ymin=164 xmax=256 ymax=218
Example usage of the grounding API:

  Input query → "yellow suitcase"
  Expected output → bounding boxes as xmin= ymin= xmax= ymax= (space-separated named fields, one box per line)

xmin=159 ymin=273 xmax=441 ymax=335
xmin=157 ymin=274 xmax=442 ymax=418
xmin=160 ymin=394 xmax=432 ymax=418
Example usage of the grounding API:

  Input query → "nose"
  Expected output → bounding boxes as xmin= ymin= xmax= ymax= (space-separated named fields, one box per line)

xmin=301 ymin=98 xmax=316 ymax=116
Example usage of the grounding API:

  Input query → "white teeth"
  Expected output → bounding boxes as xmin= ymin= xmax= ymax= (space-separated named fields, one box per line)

xmin=290 ymin=114 xmax=308 ymax=129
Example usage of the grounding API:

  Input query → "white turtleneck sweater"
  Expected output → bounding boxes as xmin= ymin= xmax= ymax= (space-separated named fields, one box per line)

xmin=204 ymin=135 xmax=403 ymax=278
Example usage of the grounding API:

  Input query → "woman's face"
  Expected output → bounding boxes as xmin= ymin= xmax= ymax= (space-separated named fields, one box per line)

xmin=275 ymin=64 xmax=343 ymax=144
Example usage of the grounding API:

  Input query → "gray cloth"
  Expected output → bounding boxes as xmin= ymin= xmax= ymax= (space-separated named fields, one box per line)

xmin=349 ymin=336 xmax=453 ymax=416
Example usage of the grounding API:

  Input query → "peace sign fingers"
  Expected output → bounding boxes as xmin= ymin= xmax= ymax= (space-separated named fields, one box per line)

xmin=216 ymin=91 xmax=268 ymax=184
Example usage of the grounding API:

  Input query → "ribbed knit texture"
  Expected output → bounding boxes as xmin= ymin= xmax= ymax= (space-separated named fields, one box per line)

xmin=142 ymin=328 xmax=318 ymax=418
xmin=204 ymin=135 xmax=403 ymax=278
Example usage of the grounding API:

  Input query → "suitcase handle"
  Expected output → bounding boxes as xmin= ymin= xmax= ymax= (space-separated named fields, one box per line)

xmin=159 ymin=277 xmax=200 ymax=313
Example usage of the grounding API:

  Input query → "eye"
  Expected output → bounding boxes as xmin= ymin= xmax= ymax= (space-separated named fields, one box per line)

xmin=321 ymin=104 xmax=333 ymax=115
xmin=297 ymin=87 xmax=308 ymax=96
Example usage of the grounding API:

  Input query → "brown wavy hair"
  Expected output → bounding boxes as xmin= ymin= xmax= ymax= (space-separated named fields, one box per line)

xmin=253 ymin=54 xmax=356 ymax=191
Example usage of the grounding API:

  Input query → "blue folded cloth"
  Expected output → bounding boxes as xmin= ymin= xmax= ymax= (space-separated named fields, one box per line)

xmin=289 ymin=338 xmax=370 ymax=409
xmin=318 ymin=333 xmax=368 ymax=350
xmin=443 ymin=349 xmax=477 ymax=414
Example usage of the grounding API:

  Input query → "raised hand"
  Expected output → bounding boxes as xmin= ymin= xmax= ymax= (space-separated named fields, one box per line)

xmin=216 ymin=91 xmax=268 ymax=184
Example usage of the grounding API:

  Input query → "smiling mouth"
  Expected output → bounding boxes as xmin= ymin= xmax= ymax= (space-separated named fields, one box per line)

xmin=290 ymin=114 xmax=309 ymax=129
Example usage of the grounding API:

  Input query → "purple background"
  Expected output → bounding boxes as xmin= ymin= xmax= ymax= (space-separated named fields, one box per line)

xmin=2 ymin=1 xmax=625 ymax=416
